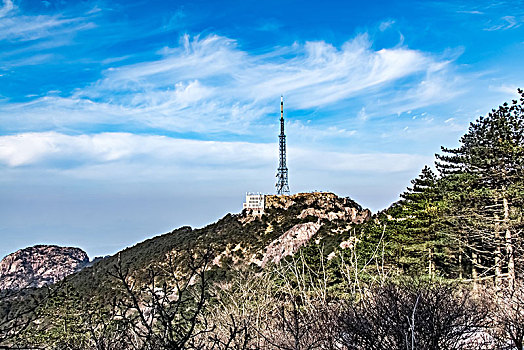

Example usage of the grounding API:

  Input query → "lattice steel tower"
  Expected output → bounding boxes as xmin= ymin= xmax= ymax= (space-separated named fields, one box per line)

xmin=276 ymin=96 xmax=290 ymax=195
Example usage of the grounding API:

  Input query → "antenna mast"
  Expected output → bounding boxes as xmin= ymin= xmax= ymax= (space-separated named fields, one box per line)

xmin=276 ymin=96 xmax=290 ymax=195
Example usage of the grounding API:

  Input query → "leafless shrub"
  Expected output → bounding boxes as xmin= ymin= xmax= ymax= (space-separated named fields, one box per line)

xmin=209 ymin=253 xmax=341 ymax=350
xmin=79 ymin=298 xmax=130 ymax=350
xmin=490 ymin=281 xmax=524 ymax=350
xmin=108 ymin=250 xmax=255 ymax=350
xmin=107 ymin=250 xmax=215 ymax=349
xmin=337 ymin=281 xmax=490 ymax=350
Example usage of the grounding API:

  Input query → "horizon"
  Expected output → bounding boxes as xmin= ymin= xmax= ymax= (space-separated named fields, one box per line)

xmin=1 ymin=0 xmax=523 ymax=260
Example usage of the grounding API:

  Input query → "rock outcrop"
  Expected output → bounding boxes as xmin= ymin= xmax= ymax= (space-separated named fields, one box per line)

xmin=265 ymin=192 xmax=372 ymax=222
xmin=261 ymin=222 xmax=322 ymax=267
xmin=0 ymin=245 xmax=89 ymax=290
xmin=256 ymin=192 xmax=372 ymax=267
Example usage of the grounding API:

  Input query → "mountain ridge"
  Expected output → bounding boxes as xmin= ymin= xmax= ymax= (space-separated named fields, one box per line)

xmin=1 ymin=192 xmax=371 ymax=295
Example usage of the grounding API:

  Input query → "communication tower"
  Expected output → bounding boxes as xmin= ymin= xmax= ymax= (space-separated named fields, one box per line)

xmin=276 ymin=96 xmax=290 ymax=195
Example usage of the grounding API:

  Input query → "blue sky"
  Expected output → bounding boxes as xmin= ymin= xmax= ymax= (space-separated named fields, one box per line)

xmin=0 ymin=0 xmax=523 ymax=259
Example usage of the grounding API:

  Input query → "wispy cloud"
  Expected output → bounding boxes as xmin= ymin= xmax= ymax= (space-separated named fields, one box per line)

xmin=433 ymin=1 xmax=523 ymax=32
xmin=256 ymin=18 xmax=282 ymax=32
xmin=379 ymin=19 xmax=395 ymax=31
xmin=0 ymin=0 xmax=95 ymax=41
xmin=0 ymin=0 xmax=13 ymax=17
xmin=0 ymin=15 xmax=90 ymax=42
xmin=457 ymin=10 xmax=484 ymax=15
xmin=485 ymin=15 xmax=522 ymax=31
xmin=0 ymin=53 xmax=58 ymax=69
xmin=489 ymin=84 xmax=522 ymax=95
xmin=287 ymin=120 xmax=357 ymax=141
xmin=0 ymin=33 xmax=462 ymax=136
xmin=0 ymin=0 xmax=96 ymax=68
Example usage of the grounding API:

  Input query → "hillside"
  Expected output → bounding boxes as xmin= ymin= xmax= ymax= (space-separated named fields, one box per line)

xmin=0 ymin=192 xmax=373 ymax=346
xmin=61 ymin=192 xmax=371 ymax=296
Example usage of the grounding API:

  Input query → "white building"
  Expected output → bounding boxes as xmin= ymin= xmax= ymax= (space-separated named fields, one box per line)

xmin=243 ymin=193 xmax=265 ymax=215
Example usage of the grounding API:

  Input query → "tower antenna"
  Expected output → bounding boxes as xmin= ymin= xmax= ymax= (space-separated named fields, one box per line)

xmin=276 ymin=95 xmax=290 ymax=195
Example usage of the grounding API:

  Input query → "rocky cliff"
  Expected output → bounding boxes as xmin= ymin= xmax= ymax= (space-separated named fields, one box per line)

xmin=0 ymin=245 xmax=89 ymax=290
xmin=259 ymin=192 xmax=371 ymax=265
xmin=214 ymin=192 xmax=372 ymax=268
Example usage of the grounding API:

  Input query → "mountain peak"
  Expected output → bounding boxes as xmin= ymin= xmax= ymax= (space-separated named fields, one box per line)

xmin=0 ymin=245 xmax=89 ymax=290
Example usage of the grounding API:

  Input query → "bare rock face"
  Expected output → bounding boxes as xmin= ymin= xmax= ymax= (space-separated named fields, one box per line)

xmin=257 ymin=192 xmax=372 ymax=267
xmin=0 ymin=245 xmax=89 ymax=290
xmin=261 ymin=222 xmax=322 ymax=267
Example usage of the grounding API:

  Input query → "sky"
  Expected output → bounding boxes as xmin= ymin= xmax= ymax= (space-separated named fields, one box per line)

xmin=0 ymin=0 xmax=523 ymax=259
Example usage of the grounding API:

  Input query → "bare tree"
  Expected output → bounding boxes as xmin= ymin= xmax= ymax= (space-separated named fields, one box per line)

xmin=209 ymin=252 xmax=340 ymax=350
xmin=338 ymin=281 xmax=490 ymax=350
xmin=108 ymin=250 xmax=215 ymax=350
xmin=257 ymin=254 xmax=339 ymax=350
xmin=76 ymin=297 xmax=130 ymax=350
xmin=202 ymin=315 xmax=252 ymax=350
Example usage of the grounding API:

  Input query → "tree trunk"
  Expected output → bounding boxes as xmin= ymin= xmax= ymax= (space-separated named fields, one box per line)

xmin=428 ymin=247 xmax=433 ymax=277
xmin=495 ymin=212 xmax=502 ymax=289
xmin=458 ymin=240 xmax=463 ymax=279
xmin=458 ymin=252 xmax=463 ymax=279
xmin=472 ymin=251 xmax=479 ymax=289
xmin=503 ymin=195 xmax=515 ymax=286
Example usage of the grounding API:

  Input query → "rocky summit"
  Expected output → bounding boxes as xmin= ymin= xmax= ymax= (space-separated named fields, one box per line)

xmin=0 ymin=245 xmax=89 ymax=290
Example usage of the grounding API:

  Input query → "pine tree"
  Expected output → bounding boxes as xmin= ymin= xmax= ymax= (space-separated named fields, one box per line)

xmin=396 ymin=166 xmax=447 ymax=277
xmin=436 ymin=89 xmax=524 ymax=286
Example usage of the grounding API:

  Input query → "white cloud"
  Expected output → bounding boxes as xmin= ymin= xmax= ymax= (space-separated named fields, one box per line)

xmin=287 ymin=120 xmax=357 ymax=141
xmin=292 ymin=148 xmax=428 ymax=173
xmin=0 ymin=0 xmax=96 ymax=68
xmin=489 ymin=84 xmax=522 ymax=95
xmin=0 ymin=11 xmax=94 ymax=42
xmin=0 ymin=132 xmax=427 ymax=177
xmin=379 ymin=19 xmax=395 ymax=31
xmin=485 ymin=15 xmax=522 ymax=31
xmin=357 ymin=107 xmax=368 ymax=121
xmin=0 ymin=33 xmax=462 ymax=135
xmin=0 ymin=132 xmax=274 ymax=168
xmin=0 ymin=53 xmax=55 ymax=68
xmin=457 ymin=10 xmax=484 ymax=15
xmin=0 ymin=0 xmax=14 ymax=17
xmin=356 ymin=71 xmax=466 ymax=120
